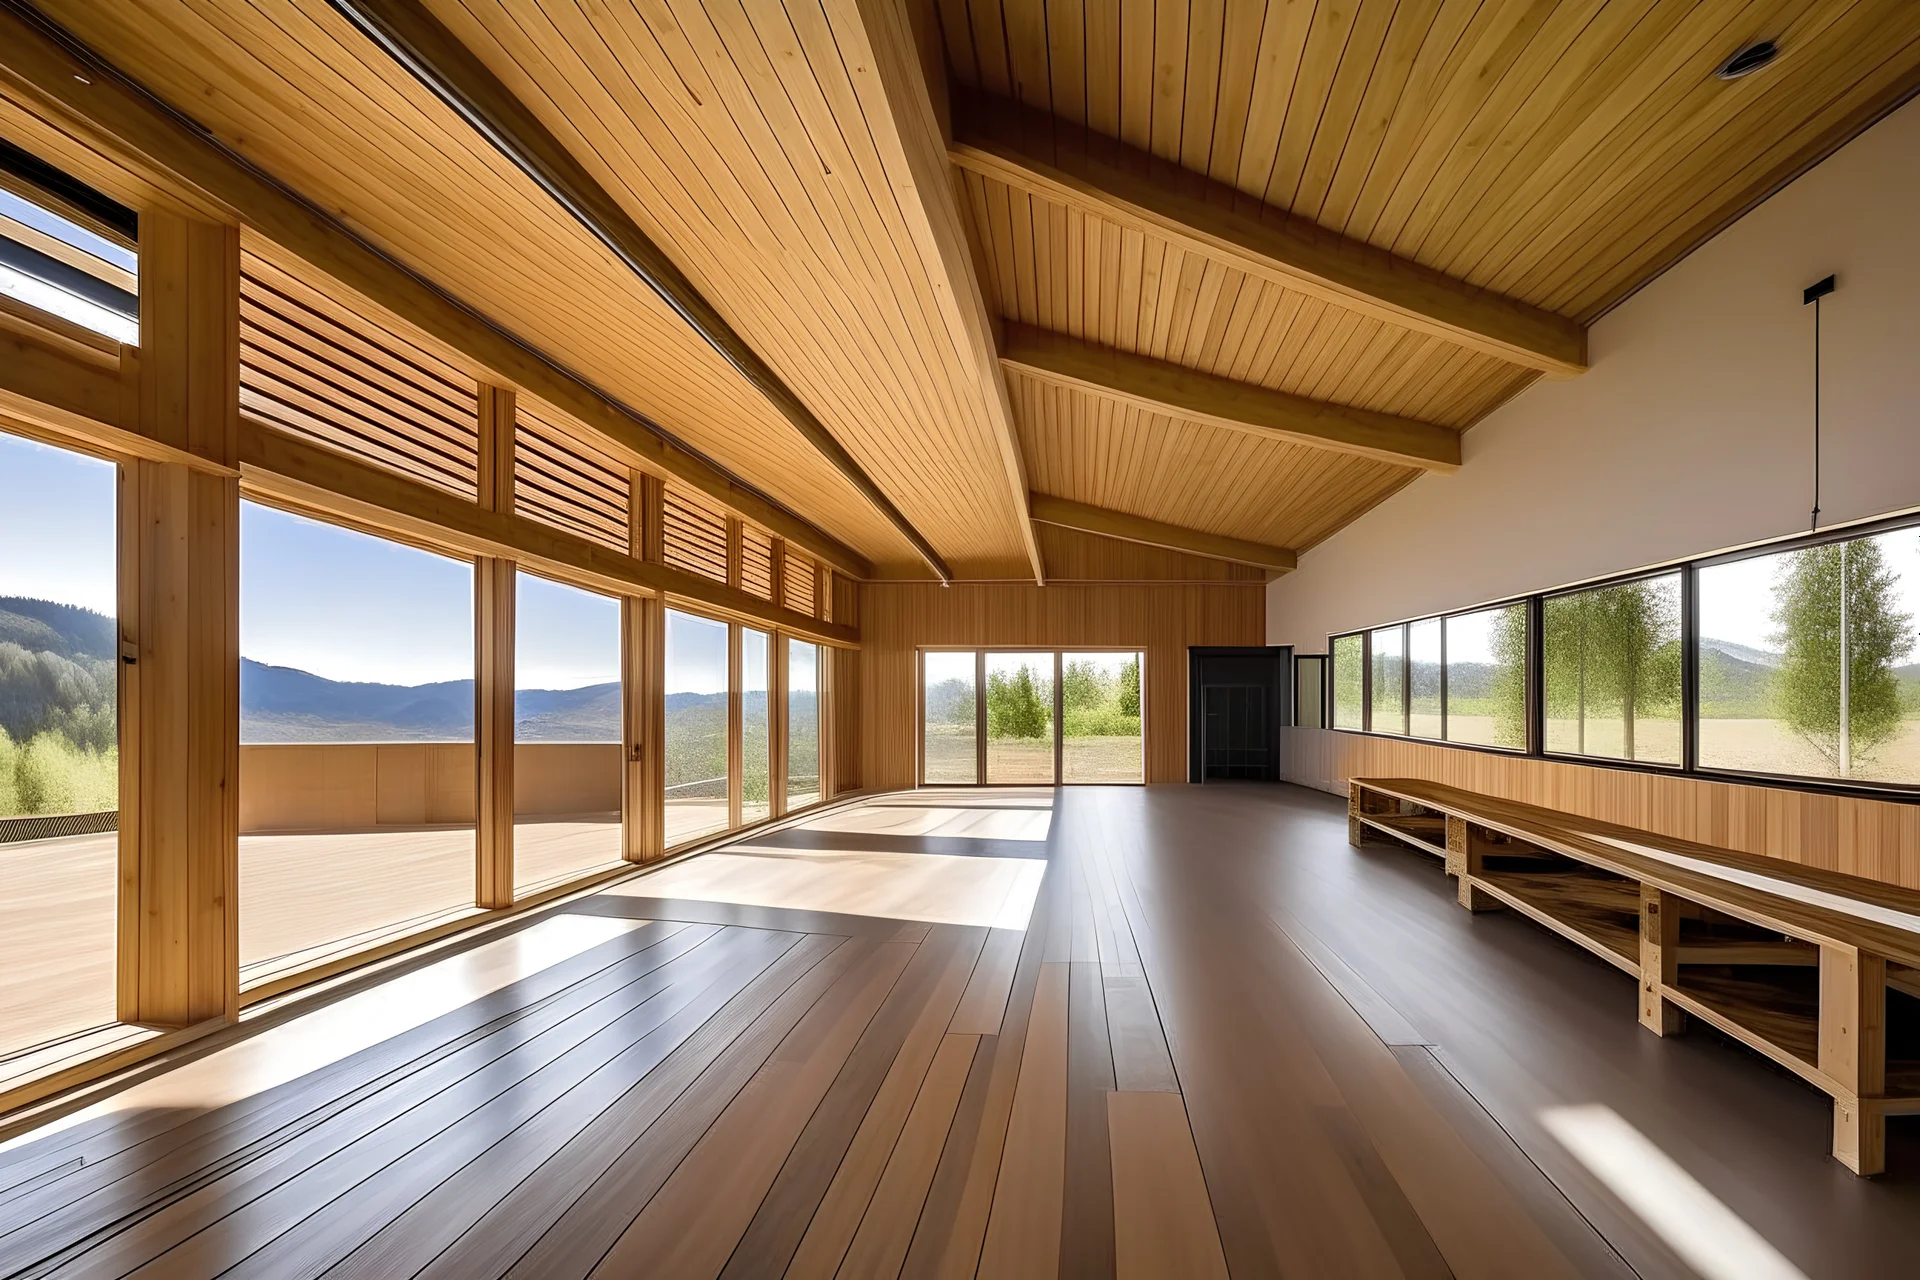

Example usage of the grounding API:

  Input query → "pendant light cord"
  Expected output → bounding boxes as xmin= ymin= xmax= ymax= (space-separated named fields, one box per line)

xmin=1803 ymin=274 xmax=1836 ymax=532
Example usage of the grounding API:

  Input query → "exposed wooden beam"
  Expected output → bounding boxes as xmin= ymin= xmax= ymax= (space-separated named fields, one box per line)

xmin=950 ymin=94 xmax=1587 ymax=380
xmin=0 ymin=3 xmax=874 ymax=581
xmin=239 ymin=424 xmax=859 ymax=648
xmin=321 ymin=0 xmax=945 ymax=582
xmin=1002 ymin=323 xmax=1460 ymax=473
xmin=828 ymin=0 xmax=1044 ymax=584
xmin=1027 ymin=493 xmax=1296 ymax=574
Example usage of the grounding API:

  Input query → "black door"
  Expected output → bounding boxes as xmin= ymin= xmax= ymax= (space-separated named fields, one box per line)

xmin=1187 ymin=646 xmax=1290 ymax=782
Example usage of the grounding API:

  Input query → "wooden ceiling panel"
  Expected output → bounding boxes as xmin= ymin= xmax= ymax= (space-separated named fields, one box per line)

xmin=940 ymin=0 xmax=1920 ymax=319
xmin=37 ymin=0 xmax=922 ymax=568
xmin=964 ymin=171 xmax=1529 ymax=429
xmin=1034 ymin=523 xmax=1269 ymax=583
xmin=1010 ymin=371 xmax=1415 ymax=553
xmin=414 ymin=0 xmax=1035 ymax=575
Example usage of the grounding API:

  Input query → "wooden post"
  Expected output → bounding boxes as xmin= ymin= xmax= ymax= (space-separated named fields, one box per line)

xmin=817 ymin=644 xmax=836 ymax=803
xmin=474 ymin=386 xmax=516 ymax=907
xmin=769 ymin=536 xmax=788 ymax=612
xmin=725 ymin=516 xmax=744 ymax=590
xmin=1454 ymin=821 xmax=1503 ymax=913
xmin=1820 ymin=943 xmax=1887 ymax=1174
xmin=119 ymin=210 xmax=241 ymax=1027
xmin=636 ymin=470 xmax=665 ymax=565
xmin=475 ymin=556 xmax=516 ymax=907
xmin=727 ymin=622 xmax=744 ymax=829
xmin=1638 ymin=885 xmax=1684 ymax=1036
xmin=1347 ymin=782 xmax=1364 ymax=846
xmin=634 ymin=596 xmax=666 ymax=860
xmin=771 ymin=631 xmax=790 ymax=816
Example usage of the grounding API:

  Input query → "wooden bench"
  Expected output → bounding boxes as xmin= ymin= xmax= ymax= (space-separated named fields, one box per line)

xmin=1349 ymin=776 xmax=1920 ymax=1175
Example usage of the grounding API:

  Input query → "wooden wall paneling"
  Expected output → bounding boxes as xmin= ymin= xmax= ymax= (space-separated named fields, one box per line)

xmin=120 ymin=210 xmax=241 ymax=1027
xmin=859 ymin=582 xmax=1264 ymax=788
xmin=1281 ymin=728 xmax=1920 ymax=893
xmin=833 ymin=641 xmax=862 ymax=794
xmin=513 ymin=398 xmax=631 ymax=553
xmin=474 ymin=555 xmax=515 ymax=909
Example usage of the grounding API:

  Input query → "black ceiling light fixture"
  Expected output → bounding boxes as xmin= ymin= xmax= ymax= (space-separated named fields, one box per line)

xmin=1716 ymin=39 xmax=1780 ymax=81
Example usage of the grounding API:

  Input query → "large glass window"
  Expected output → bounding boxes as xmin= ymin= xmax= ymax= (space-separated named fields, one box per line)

xmin=1408 ymin=619 xmax=1441 ymax=739
xmin=986 ymin=652 xmax=1055 ymax=784
xmin=922 ymin=651 xmax=977 ymax=783
xmin=1062 ymin=652 xmax=1144 ymax=783
xmin=787 ymin=639 xmax=820 ymax=811
xmin=1544 ymin=574 xmax=1681 ymax=765
xmin=0 ymin=431 xmax=119 ymax=1059
xmin=1699 ymin=532 xmax=1920 ymax=784
xmin=1331 ymin=634 xmax=1364 ymax=730
xmin=1370 ymin=626 xmax=1406 ymax=736
xmin=742 ymin=628 xmax=770 ymax=825
xmin=664 ymin=609 xmax=729 ymax=847
xmin=1445 ymin=604 xmax=1527 ymax=750
xmin=513 ymin=572 xmax=623 ymax=894
xmin=239 ymin=503 xmax=475 ymax=983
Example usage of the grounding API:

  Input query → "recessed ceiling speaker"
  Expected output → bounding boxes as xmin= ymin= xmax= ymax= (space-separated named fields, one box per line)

xmin=1716 ymin=40 xmax=1779 ymax=80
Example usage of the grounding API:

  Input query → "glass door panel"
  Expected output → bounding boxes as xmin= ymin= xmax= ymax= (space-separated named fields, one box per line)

xmin=513 ymin=572 xmax=623 ymax=894
xmin=986 ymin=652 xmax=1055 ymax=784
xmin=664 ymin=609 xmax=730 ymax=846
xmin=1061 ymin=652 xmax=1142 ymax=782
xmin=786 ymin=639 xmax=820 ymax=810
xmin=922 ymin=651 xmax=978 ymax=783
xmin=742 ymin=628 xmax=770 ymax=824
xmin=0 ymin=431 xmax=119 ymax=1057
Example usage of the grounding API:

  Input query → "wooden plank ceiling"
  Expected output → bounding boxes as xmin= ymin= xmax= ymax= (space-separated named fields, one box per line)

xmin=29 ymin=0 xmax=1920 ymax=580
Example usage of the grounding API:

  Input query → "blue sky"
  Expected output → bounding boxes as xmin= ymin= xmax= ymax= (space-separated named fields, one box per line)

xmin=0 ymin=433 xmax=117 ymax=614
xmin=6 ymin=432 xmax=798 ymax=695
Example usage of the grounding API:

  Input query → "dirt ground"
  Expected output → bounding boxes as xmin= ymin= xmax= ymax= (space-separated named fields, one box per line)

xmin=923 ymin=727 xmax=1142 ymax=783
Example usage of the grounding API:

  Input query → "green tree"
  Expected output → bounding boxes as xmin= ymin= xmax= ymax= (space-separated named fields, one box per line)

xmin=1061 ymin=659 xmax=1104 ymax=712
xmin=1489 ymin=605 xmax=1529 ymax=748
xmin=1544 ymin=579 xmax=1680 ymax=760
xmin=1118 ymin=657 xmax=1140 ymax=717
xmin=986 ymin=663 xmax=1048 ymax=738
xmin=0 ymin=726 xmax=17 ymax=816
xmin=1770 ymin=538 xmax=1911 ymax=775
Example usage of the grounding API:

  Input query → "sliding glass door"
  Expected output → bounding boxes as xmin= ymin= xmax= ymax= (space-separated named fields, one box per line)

xmin=921 ymin=649 xmax=1144 ymax=786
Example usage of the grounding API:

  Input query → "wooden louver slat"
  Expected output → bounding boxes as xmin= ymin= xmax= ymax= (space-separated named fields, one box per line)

xmin=237 ymin=254 xmax=479 ymax=498
xmin=741 ymin=525 xmax=774 ymax=600
xmin=783 ymin=548 xmax=817 ymax=617
xmin=662 ymin=486 xmax=730 ymax=585
xmin=513 ymin=400 xmax=630 ymax=553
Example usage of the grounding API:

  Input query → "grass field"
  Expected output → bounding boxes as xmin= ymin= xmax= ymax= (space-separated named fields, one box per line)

xmin=1413 ymin=713 xmax=1920 ymax=783
xmin=923 ymin=725 xmax=1142 ymax=783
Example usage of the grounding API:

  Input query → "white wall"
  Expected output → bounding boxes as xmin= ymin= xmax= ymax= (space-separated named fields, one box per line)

xmin=1267 ymin=96 xmax=1920 ymax=652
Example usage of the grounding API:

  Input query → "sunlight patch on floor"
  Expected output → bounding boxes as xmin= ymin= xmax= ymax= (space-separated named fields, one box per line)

xmin=608 ymin=846 xmax=1047 ymax=930
xmin=1540 ymin=1103 xmax=1807 ymax=1280
xmin=1 ymin=913 xmax=647 ymax=1153
xmin=796 ymin=803 xmax=1053 ymax=842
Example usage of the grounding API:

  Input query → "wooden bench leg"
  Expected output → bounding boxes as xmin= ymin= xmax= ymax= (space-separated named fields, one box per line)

xmin=1638 ymin=885 xmax=1683 ymax=1036
xmin=1448 ymin=819 xmax=1503 ymax=912
xmin=1819 ymin=943 xmax=1887 ymax=1175
xmin=1347 ymin=783 xmax=1364 ymax=847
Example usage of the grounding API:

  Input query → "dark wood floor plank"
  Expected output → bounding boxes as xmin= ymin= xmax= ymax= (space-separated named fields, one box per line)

xmin=399 ymin=932 xmax=845 ymax=1279
xmin=502 ymin=933 xmax=858 ymax=1277
xmin=900 ymin=866 xmax=1056 ymax=1280
xmin=585 ymin=936 xmax=914 ymax=1277
xmin=1060 ymin=959 xmax=1115 ymax=1280
xmin=714 ymin=924 xmax=976 ymax=1280
xmin=0 ymin=922 xmax=716 ymax=1275
xmin=0 ymin=921 xmax=688 ymax=1227
xmin=63 ymin=927 xmax=794 ymax=1280
xmin=782 ymin=925 xmax=986 ymax=1276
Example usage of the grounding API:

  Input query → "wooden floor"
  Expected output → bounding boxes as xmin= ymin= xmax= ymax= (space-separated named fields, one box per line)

xmin=2 ymin=785 xmax=1917 ymax=1276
